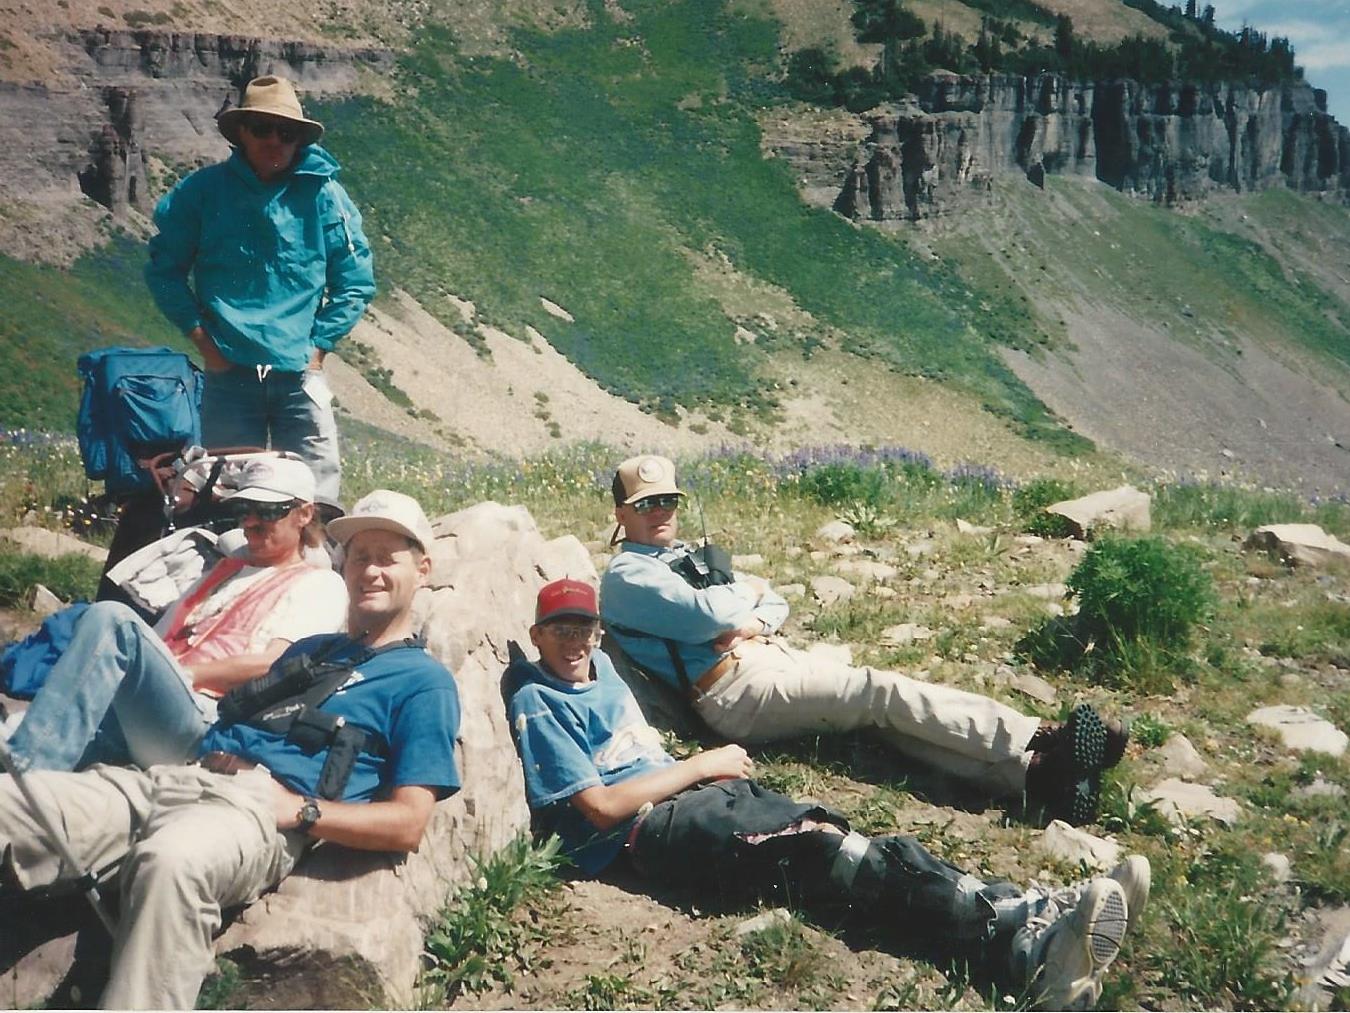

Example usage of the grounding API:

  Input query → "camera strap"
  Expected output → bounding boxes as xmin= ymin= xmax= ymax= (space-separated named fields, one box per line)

xmin=231 ymin=636 xmax=424 ymax=801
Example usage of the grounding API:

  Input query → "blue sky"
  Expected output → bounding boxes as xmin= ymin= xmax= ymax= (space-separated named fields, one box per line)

xmin=1211 ymin=0 xmax=1350 ymax=122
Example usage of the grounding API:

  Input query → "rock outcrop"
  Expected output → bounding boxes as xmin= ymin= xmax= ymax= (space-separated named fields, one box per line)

xmin=812 ymin=72 xmax=1350 ymax=220
xmin=1046 ymin=485 xmax=1152 ymax=539
xmin=5 ymin=502 xmax=590 ymax=1009
xmin=0 ymin=28 xmax=391 ymax=256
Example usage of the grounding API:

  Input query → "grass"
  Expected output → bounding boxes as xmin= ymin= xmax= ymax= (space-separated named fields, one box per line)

xmin=0 ymin=541 xmax=102 ymax=606
xmin=419 ymin=834 xmax=564 ymax=1003
xmin=4 ymin=437 xmax=1350 ymax=1010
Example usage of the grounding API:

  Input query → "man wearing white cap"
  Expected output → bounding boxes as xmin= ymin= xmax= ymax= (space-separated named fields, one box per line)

xmin=601 ymin=455 xmax=1127 ymax=827
xmin=145 ymin=75 xmax=375 ymax=502
xmin=2 ymin=456 xmax=345 ymax=772
xmin=0 ymin=490 xmax=460 ymax=1009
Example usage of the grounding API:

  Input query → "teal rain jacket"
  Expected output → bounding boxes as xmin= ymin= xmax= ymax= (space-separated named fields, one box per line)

xmin=145 ymin=146 xmax=376 ymax=372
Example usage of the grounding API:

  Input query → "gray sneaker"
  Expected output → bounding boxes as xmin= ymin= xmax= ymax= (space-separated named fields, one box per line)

xmin=1011 ymin=878 xmax=1129 ymax=1010
xmin=1041 ymin=854 xmax=1152 ymax=935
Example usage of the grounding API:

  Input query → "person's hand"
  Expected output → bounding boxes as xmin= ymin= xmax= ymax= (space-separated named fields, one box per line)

xmin=189 ymin=326 xmax=231 ymax=373
xmin=307 ymin=348 xmax=327 ymax=371
xmin=694 ymin=744 xmax=754 ymax=782
xmin=271 ymin=781 xmax=305 ymax=830
xmin=712 ymin=621 xmax=763 ymax=654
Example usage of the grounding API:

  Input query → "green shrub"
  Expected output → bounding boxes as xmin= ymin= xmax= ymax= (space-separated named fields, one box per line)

xmin=0 ymin=544 xmax=102 ymax=607
xmin=420 ymin=834 xmax=563 ymax=1001
xmin=1012 ymin=476 xmax=1079 ymax=537
xmin=797 ymin=464 xmax=891 ymax=508
xmin=1018 ymin=535 xmax=1214 ymax=689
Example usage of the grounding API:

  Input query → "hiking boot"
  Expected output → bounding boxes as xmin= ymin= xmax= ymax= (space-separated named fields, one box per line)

xmin=1010 ymin=878 xmax=1130 ymax=1011
xmin=1025 ymin=704 xmax=1127 ymax=825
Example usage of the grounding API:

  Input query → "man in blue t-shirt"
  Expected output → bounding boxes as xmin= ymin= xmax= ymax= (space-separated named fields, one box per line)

xmin=509 ymin=579 xmax=1150 ymax=1011
xmin=0 ymin=490 xmax=459 ymax=1009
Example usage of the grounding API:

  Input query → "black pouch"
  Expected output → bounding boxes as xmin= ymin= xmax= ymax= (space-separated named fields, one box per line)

xmin=285 ymin=705 xmax=343 ymax=753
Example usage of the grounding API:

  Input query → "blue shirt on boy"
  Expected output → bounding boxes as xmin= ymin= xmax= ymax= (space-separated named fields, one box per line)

xmin=507 ymin=647 xmax=671 ymax=874
xmin=199 ymin=633 xmax=461 ymax=802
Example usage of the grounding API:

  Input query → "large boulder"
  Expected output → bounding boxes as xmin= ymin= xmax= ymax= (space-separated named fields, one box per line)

xmin=208 ymin=504 xmax=590 ymax=1005
xmin=0 ymin=526 xmax=107 ymax=562
xmin=1045 ymin=486 xmax=1151 ymax=540
xmin=1244 ymin=524 xmax=1350 ymax=568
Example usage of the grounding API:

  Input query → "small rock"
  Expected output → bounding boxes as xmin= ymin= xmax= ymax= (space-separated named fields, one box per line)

xmin=774 ymin=583 xmax=806 ymax=600
xmin=835 ymin=560 xmax=898 ymax=583
xmin=980 ymin=615 xmax=1012 ymax=630
xmin=943 ymin=594 xmax=976 ymax=610
xmin=539 ymin=296 xmax=575 ymax=321
xmin=1141 ymin=778 xmax=1241 ymax=825
xmin=1247 ymin=706 xmax=1348 ymax=757
xmin=906 ymin=540 xmax=935 ymax=559
xmin=873 ymin=586 xmax=897 ymax=599
xmin=1046 ymin=486 xmax=1152 ymax=540
xmin=809 ymin=550 xmax=828 ymax=562
xmin=1245 ymin=524 xmax=1350 ymax=568
xmin=1292 ymin=778 xmax=1347 ymax=801
xmin=1156 ymin=734 xmax=1208 ymax=780
xmin=816 ymin=520 xmax=856 ymax=544
xmin=732 ymin=553 xmax=765 ymax=570
xmin=810 ymin=575 xmax=855 ymax=606
xmin=1013 ymin=534 xmax=1044 ymax=546
xmin=1039 ymin=820 xmax=1121 ymax=871
xmin=881 ymin=623 xmax=934 ymax=646
xmin=785 ymin=546 xmax=804 ymax=559
xmin=28 ymin=584 xmax=63 ymax=617
xmin=1262 ymin=852 xmax=1292 ymax=883
xmin=734 ymin=908 xmax=793 ymax=937
xmin=1010 ymin=672 xmax=1057 ymax=704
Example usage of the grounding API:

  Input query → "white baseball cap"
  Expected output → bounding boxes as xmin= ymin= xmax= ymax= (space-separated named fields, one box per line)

xmin=221 ymin=456 xmax=316 ymax=504
xmin=326 ymin=489 xmax=435 ymax=551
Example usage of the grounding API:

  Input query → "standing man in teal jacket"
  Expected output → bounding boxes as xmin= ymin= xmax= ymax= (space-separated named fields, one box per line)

xmin=145 ymin=75 xmax=375 ymax=504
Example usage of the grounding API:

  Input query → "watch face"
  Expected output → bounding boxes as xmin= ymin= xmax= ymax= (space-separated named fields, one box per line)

xmin=299 ymin=800 xmax=321 ymax=826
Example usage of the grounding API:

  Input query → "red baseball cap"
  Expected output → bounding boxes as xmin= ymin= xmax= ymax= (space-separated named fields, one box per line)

xmin=534 ymin=579 xmax=600 ymax=624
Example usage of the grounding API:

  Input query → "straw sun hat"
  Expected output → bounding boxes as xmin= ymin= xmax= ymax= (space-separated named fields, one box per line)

xmin=217 ymin=75 xmax=324 ymax=147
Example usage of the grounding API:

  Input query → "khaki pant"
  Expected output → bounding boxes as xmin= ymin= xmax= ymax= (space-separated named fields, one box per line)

xmin=0 ymin=764 xmax=305 ymax=1009
xmin=693 ymin=639 xmax=1038 ymax=794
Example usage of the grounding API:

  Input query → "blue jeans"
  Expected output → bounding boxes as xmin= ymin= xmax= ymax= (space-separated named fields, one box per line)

xmin=5 ymin=602 xmax=212 ymax=772
xmin=201 ymin=366 xmax=340 ymax=503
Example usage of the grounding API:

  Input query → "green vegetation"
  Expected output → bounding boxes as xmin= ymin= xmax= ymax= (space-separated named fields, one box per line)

xmin=1019 ymin=535 xmax=1215 ymax=690
xmin=420 ymin=834 xmax=564 ymax=1002
xmin=0 ymin=541 xmax=102 ymax=606
xmin=312 ymin=0 xmax=1083 ymax=444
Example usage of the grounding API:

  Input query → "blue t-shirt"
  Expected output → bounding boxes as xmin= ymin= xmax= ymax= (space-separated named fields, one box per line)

xmin=199 ymin=634 xmax=461 ymax=802
xmin=507 ymin=648 xmax=672 ymax=875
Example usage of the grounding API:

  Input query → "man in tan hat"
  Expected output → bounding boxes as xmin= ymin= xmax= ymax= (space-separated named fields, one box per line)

xmin=600 ymin=455 xmax=1128 ymax=826
xmin=145 ymin=75 xmax=375 ymax=504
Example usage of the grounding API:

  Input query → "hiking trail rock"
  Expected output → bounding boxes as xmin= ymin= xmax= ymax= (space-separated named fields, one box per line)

xmin=881 ymin=623 xmax=934 ymax=646
xmin=815 ymin=521 xmax=855 ymax=544
xmin=810 ymin=575 xmax=855 ymax=606
xmin=1155 ymin=733 xmax=1208 ymax=779
xmin=1045 ymin=486 xmax=1152 ymax=539
xmin=835 ymin=560 xmax=898 ymax=583
xmin=1141 ymin=778 xmax=1241 ymax=825
xmin=0 ymin=527 xmax=107 ymax=563
xmin=1244 ymin=524 xmax=1350 ymax=568
xmin=1038 ymin=820 xmax=1121 ymax=871
xmin=1246 ymin=705 xmax=1348 ymax=757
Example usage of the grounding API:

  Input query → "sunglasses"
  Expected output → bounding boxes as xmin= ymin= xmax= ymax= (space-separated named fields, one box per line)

xmin=229 ymin=499 xmax=299 ymax=523
xmin=541 ymin=621 xmax=600 ymax=643
xmin=243 ymin=118 xmax=303 ymax=143
xmin=632 ymin=494 xmax=681 ymax=514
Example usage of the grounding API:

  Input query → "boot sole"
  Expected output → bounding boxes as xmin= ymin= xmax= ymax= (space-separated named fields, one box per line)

xmin=1064 ymin=705 xmax=1108 ymax=824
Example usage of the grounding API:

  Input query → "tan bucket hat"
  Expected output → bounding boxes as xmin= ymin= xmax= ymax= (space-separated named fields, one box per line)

xmin=217 ymin=75 xmax=324 ymax=147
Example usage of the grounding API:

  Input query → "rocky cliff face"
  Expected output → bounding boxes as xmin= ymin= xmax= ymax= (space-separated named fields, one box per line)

xmin=0 ymin=29 xmax=389 ymax=259
xmin=817 ymin=72 xmax=1350 ymax=220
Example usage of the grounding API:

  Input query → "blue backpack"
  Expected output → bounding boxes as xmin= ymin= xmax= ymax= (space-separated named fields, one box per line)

xmin=77 ymin=347 xmax=204 ymax=498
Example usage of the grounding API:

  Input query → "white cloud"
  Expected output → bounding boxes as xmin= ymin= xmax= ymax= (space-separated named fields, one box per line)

xmin=1296 ymin=39 xmax=1350 ymax=71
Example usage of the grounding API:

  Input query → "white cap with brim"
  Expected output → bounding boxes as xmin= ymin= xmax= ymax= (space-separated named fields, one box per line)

xmin=326 ymin=490 xmax=435 ymax=552
xmin=221 ymin=457 xmax=316 ymax=504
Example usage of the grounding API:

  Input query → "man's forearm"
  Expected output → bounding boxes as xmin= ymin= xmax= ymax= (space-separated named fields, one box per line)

xmin=274 ymin=784 xmax=437 ymax=852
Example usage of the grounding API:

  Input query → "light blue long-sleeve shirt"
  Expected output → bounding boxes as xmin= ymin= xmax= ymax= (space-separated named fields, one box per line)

xmin=600 ymin=540 xmax=789 ymax=691
xmin=145 ymin=146 xmax=375 ymax=371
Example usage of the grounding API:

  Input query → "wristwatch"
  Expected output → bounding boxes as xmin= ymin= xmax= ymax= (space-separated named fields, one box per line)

xmin=296 ymin=796 xmax=322 ymax=835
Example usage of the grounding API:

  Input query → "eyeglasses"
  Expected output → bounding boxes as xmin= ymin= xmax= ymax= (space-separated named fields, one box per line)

xmin=229 ymin=499 xmax=299 ymax=523
xmin=632 ymin=494 xmax=681 ymax=514
xmin=243 ymin=118 xmax=302 ymax=143
xmin=541 ymin=621 xmax=600 ymax=643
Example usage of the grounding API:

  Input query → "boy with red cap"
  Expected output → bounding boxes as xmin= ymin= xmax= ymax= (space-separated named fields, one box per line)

xmin=506 ymin=579 xmax=1150 ymax=1011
